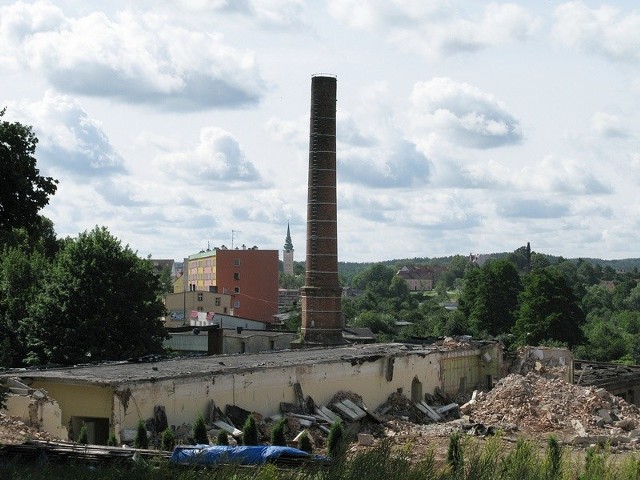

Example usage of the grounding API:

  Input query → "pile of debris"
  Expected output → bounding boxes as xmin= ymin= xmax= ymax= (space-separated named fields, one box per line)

xmin=0 ymin=413 xmax=56 ymax=445
xmin=463 ymin=372 xmax=640 ymax=447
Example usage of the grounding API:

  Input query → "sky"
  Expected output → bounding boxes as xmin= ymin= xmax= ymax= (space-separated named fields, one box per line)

xmin=2 ymin=0 xmax=640 ymax=264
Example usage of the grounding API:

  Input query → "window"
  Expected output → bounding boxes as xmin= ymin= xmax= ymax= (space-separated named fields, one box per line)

xmin=197 ymin=306 xmax=203 ymax=312
xmin=233 ymin=272 xmax=240 ymax=280
xmin=215 ymin=297 xmax=221 ymax=306
xmin=234 ymin=287 xmax=240 ymax=294
xmin=234 ymin=300 xmax=240 ymax=308
xmin=197 ymin=293 xmax=203 ymax=301
xmin=234 ymin=259 xmax=240 ymax=266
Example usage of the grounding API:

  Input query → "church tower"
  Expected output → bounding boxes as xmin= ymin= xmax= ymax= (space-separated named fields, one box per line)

xmin=283 ymin=222 xmax=294 ymax=276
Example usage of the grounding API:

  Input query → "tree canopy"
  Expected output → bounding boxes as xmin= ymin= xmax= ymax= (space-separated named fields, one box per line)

xmin=24 ymin=226 xmax=167 ymax=365
xmin=459 ymin=259 xmax=522 ymax=337
xmin=513 ymin=267 xmax=585 ymax=347
xmin=0 ymin=108 xmax=57 ymax=236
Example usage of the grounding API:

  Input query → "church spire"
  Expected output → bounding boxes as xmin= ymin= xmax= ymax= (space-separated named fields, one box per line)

xmin=284 ymin=222 xmax=293 ymax=251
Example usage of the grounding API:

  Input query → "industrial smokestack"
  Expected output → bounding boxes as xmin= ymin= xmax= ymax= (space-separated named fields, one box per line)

xmin=299 ymin=75 xmax=344 ymax=345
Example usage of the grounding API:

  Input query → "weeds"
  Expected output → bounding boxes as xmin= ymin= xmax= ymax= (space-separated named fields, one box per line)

xmin=4 ymin=432 xmax=640 ymax=480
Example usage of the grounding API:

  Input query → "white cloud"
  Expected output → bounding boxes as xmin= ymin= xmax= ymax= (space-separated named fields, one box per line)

xmin=516 ymin=155 xmax=612 ymax=195
xmin=0 ymin=1 xmax=267 ymax=110
xmin=329 ymin=1 xmax=538 ymax=57
xmin=410 ymin=77 xmax=522 ymax=149
xmin=155 ymin=127 xmax=264 ymax=186
xmin=7 ymin=91 xmax=125 ymax=178
xmin=591 ymin=111 xmax=630 ymax=139
xmin=264 ymin=116 xmax=307 ymax=147
xmin=553 ymin=1 xmax=640 ymax=63
xmin=175 ymin=0 xmax=306 ymax=29
xmin=497 ymin=197 xmax=570 ymax=219
xmin=337 ymin=101 xmax=431 ymax=187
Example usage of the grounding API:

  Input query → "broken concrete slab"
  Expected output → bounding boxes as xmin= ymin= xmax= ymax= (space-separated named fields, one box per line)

xmin=213 ymin=420 xmax=242 ymax=437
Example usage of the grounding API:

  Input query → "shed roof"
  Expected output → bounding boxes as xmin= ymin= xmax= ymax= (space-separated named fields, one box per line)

xmin=0 ymin=342 xmax=490 ymax=388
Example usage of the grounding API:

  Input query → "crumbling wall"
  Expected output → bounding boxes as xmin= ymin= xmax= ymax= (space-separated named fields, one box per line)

xmin=5 ymin=392 xmax=68 ymax=440
xmin=510 ymin=346 xmax=573 ymax=383
xmin=109 ymin=346 xmax=497 ymax=438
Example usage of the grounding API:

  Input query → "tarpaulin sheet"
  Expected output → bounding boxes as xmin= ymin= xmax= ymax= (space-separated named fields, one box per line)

xmin=170 ymin=445 xmax=312 ymax=466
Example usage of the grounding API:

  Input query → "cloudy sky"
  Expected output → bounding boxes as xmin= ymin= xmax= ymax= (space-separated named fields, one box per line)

xmin=2 ymin=1 xmax=640 ymax=263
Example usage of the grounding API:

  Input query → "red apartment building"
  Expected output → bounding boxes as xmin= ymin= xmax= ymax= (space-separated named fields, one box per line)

xmin=185 ymin=247 xmax=279 ymax=323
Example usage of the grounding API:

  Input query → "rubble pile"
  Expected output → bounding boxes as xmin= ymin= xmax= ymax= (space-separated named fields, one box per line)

xmin=0 ymin=413 xmax=55 ymax=444
xmin=464 ymin=372 xmax=640 ymax=446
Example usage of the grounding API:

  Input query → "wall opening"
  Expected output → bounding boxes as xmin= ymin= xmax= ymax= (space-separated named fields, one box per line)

xmin=71 ymin=416 xmax=110 ymax=445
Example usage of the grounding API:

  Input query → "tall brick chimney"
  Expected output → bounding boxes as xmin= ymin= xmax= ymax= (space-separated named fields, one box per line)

xmin=299 ymin=75 xmax=344 ymax=345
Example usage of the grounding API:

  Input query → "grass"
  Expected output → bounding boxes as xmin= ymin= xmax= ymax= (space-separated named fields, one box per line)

xmin=3 ymin=433 xmax=640 ymax=479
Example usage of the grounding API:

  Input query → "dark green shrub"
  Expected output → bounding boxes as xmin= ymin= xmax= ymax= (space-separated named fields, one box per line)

xmin=327 ymin=421 xmax=345 ymax=459
xmin=216 ymin=429 xmax=229 ymax=446
xmin=160 ymin=428 xmax=176 ymax=451
xmin=298 ymin=431 xmax=313 ymax=453
xmin=242 ymin=414 xmax=259 ymax=446
xmin=134 ymin=418 xmax=149 ymax=449
xmin=76 ymin=422 xmax=88 ymax=444
xmin=446 ymin=431 xmax=463 ymax=477
xmin=270 ymin=419 xmax=287 ymax=446
xmin=545 ymin=435 xmax=563 ymax=478
xmin=107 ymin=430 xmax=117 ymax=447
xmin=192 ymin=413 xmax=209 ymax=445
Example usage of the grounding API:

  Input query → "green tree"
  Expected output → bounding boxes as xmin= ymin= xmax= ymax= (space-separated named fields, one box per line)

xmin=192 ymin=413 xmax=209 ymax=444
xmin=351 ymin=311 xmax=395 ymax=337
xmin=446 ymin=431 xmax=463 ymax=478
xmin=0 ymin=244 xmax=49 ymax=367
xmin=77 ymin=422 xmax=88 ymax=444
xmin=160 ymin=428 xmax=175 ymax=451
xmin=270 ymin=418 xmax=287 ymax=446
xmin=0 ymin=109 xmax=58 ymax=236
xmin=514 ymin=268 xmax=586 ymax=346
xmin=25 ymin=226 xmax=167 ymax=365
xmin=581 ymin=285 xmax=613 ymax=316
xmin=107 ymin=430 xmax=118 ymax=447
xmin=297 ymin=430 xmax=313 ymax=453
xmin=327 ymin=421 xmax=345 ymax=459
xmin=460 ymin=259 xmax=522 ymax=337
xmin=242 ymin=414 xmax=259 ymax=446
xmin=351 ymin=264 xmax=395 ymax=291
xmin=134 ymin=419 xmax=149 ymax=449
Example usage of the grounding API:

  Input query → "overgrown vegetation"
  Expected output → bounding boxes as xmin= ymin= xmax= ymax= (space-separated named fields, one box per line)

xmin=6 ymin=434 xmax=640 ymax=479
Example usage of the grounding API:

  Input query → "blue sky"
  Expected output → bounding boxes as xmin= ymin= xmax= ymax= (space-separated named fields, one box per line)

xmin=1 ymin=0 xmax=639 ymax=263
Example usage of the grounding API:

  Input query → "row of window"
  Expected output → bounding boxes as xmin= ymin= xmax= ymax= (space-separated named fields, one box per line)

xmin=196 ymin=294 xmax=236 ymax=303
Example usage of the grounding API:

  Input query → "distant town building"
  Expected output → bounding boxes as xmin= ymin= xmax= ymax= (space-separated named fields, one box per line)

xmin=283 ymin=222 xmax=294 ymax=276
xmin=182 ymin=246 xmax=279 ymax=324
xmin=163 ymin=290 xmax=232 ymax=327
xmin=278 ymin=288 xmax=300 ymax=312
xmin=396 ymin=265 xmax=435 ymax=291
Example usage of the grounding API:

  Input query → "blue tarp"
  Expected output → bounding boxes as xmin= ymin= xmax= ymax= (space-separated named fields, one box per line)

xmin=170 ymin=445 xmax=316 ymax=466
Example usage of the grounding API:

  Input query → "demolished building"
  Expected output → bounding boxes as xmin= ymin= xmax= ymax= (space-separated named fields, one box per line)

xmin=1 ymin=340 xmax=501 ymax=445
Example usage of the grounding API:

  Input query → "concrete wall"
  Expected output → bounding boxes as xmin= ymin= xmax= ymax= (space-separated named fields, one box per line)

xmin=15 ymin=344 xmax=502 ymax=443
